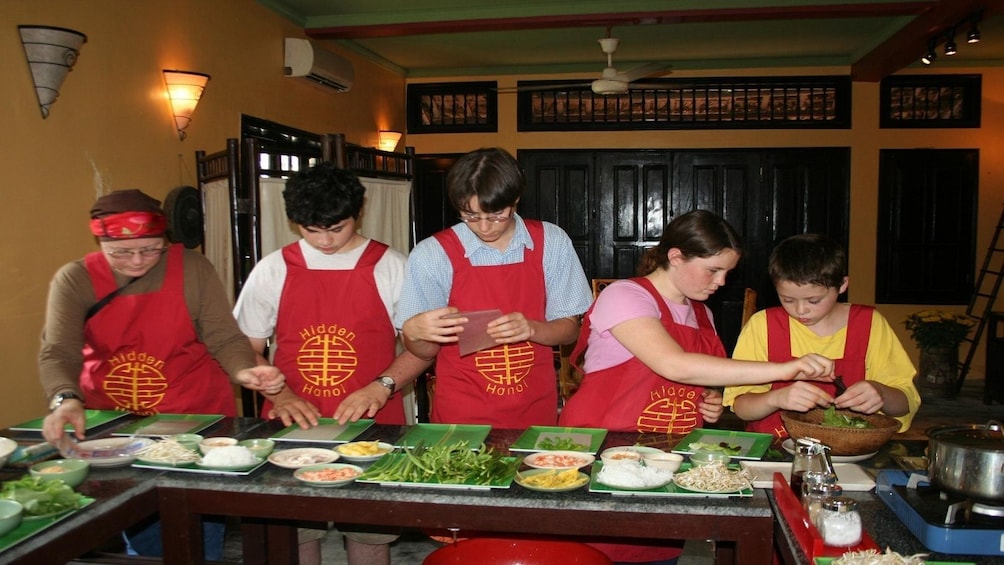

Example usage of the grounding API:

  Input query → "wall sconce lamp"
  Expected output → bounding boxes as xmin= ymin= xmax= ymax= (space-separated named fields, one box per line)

xmin=378 ymin=130 xmax=402 ymax=152
xmin=163 ymin=70 xmax=210 ymax=140
xmin=18 ymin=25 xmax=87 ymax=118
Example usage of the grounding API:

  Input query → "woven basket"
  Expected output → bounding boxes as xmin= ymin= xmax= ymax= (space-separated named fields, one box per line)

xmin=780 ymin=408 xmax=900 ymax=456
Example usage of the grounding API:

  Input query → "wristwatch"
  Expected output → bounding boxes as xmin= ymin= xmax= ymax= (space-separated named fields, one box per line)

xmin=374 ymin=376 xmax=396 ymax=395
xmin=49 ymin=392 xmax=84 ymax=411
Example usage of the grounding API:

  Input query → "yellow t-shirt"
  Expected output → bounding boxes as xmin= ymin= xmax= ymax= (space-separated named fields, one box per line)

xmin=723 ymin=307 xmax=921 ymax=432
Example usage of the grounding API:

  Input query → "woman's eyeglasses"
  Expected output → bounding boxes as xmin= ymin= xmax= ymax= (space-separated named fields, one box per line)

xmin=104 ymin=246 xmax=168 ymax=259
xmin=459 ymin=212 xmax=511 ymax=224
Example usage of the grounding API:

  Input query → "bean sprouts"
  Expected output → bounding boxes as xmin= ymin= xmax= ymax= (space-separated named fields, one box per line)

xmin=672 ymin=463 xmax=752 ymax=492
xmin=832 ymin=548 xmax=929 ymax=564
xmin=134 ymin=439 xmax=201 ymax=465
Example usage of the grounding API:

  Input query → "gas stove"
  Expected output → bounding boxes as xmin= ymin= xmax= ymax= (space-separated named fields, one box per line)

xmin=876 ymin=470 xmax=1004 ymax=556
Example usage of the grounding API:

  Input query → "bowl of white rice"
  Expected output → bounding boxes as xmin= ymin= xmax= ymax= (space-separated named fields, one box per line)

xmin=596 ymin=460 xmax=674 ymax=490
xmin=198 ymin=445 xmax=261 ymax=471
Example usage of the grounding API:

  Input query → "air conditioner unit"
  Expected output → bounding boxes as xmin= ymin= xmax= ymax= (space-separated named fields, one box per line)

xmin=284 ymin=38 xmax=354 ymax=92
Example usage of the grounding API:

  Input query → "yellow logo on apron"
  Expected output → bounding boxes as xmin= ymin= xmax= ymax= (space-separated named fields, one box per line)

xmin=296 ymin=330 xmax=357 ymax=388
xmin=103 ymin=351 xmax=168 ymax=413
xmin=474 ymin=341 xmax=535 ymax=395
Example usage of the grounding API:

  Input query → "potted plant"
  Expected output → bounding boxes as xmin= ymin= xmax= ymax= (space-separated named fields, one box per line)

xmin=903 ymin=310 xmax=976 ymax=397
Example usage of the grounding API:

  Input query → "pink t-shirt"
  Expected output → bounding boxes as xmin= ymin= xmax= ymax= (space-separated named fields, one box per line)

xmin=583 ymin=279 xmax=714 ymax=372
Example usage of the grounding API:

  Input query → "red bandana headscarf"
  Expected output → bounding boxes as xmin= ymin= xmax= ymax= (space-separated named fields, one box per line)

xmin=89 ymin=189 xmax=167 ymax=240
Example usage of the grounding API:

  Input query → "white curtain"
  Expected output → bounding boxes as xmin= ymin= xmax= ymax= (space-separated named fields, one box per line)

xmin=259 ymin=177 xmax=299 ymax=258
xmin=358 ymin=177 xmax=413 ymax=255
xmin=202 ymin=179 xmax=235 ymax=304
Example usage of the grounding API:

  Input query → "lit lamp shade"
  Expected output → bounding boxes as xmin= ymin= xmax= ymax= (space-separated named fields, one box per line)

xmin=378 ymin=130 xmax=402 ymax=152
xmin=18 ymin=25 xmax=88 ymax=118
xmin=163 ymin=70 xmax=211 ymax=140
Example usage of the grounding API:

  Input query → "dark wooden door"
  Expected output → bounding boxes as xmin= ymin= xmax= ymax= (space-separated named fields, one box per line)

xmin=876 ymin=149 xmax=978 ymax=304
xmin=519 ymin=148 xmax=849 ymax=354
xmin=411 ymin=155 xmax=460 ymax=247
xmin=518 ymin=151 xmax=595 ymax=276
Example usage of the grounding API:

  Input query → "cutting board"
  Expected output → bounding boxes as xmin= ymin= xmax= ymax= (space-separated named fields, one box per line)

xmin=740 ymin=461 xmax=876 ymax=491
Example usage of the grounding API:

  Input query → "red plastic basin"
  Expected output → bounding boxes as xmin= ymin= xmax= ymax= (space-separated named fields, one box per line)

xmin=423 ymin=537 xmax=612 ymax=565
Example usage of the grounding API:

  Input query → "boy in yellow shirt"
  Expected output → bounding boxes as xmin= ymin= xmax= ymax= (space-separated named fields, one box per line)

xmin=724 ymin=233 xmax=920 ymax=438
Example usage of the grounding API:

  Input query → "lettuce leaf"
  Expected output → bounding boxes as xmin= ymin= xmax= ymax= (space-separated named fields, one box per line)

xmin=1 ymin=476 xmax=85 ymax=516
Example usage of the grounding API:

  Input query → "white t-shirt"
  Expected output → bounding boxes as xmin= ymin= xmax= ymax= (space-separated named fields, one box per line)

xmin=234 ymin=238 xmax=407 ymax=340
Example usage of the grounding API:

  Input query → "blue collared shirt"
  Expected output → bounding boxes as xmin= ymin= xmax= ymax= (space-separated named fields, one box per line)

xmin=394 ymin=214 xmax=593 ymax=328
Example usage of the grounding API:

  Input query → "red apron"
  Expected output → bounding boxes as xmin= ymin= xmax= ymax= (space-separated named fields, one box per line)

xmin=560 ymin=277 xmax=719 ymax=433
xmin=560 ymin=277 xmax=720 ymax=563
xmin=431 ymin=221 xmax=556 ymax=428
xmin=268 ymin=241 xmax=405 ymax=424
xmin=80 ymin=244 xmax=235 ymax=416
xmin=745 ymin=305 xmax=872 ymax=438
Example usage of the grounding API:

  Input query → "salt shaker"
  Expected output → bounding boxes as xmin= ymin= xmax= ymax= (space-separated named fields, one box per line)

xmin=802 ymin=481 xmax=842 ymax=525
xmin=816 ymin=496 xmax=862 ymax=547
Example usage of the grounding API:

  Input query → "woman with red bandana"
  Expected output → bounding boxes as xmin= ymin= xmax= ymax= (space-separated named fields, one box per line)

xmin=38 ymin=189 xmax=284 ymax=559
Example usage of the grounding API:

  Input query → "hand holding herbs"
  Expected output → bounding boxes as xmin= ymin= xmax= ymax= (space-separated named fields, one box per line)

xmin=1 ymin=476 xmax=86 ymax=517
xmin=359 ymin=441 xmax=519 ymax=485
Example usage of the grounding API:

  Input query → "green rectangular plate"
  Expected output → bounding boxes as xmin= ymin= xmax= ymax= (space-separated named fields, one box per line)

xmin=588 ymin=462 xmax=753 ymax=498
xmin=671 ymin=428 xmax=774 ymax=460
xmin=10 ymin=410 xmax=129 ymax=433
xmin=392 ymin=423 xmax=491 ymax=449
xmin=815 ymin=559 xmax=976 ymax=565
xmin=357 ymin=453 xmax=517 ymax=490
xmin=0 ymin=497 xmax=95 ymax=554
xmin=508 ymin=426 xmax=608 ymax=454
xmin=112 ymin=414 xmax=223 ymax=437
xmin=270 ymin=419 xmax=374 ymax=444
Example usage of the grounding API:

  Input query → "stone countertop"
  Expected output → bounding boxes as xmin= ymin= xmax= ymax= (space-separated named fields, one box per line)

xmin=154 ymin=422 xmax=774 ymax=519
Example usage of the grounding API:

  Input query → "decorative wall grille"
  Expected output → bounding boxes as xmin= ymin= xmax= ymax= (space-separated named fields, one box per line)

xmin=517 ymin=76 xmax=850 ymax=131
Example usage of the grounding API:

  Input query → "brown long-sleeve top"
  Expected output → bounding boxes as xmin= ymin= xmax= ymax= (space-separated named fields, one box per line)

xmin=38 ymin=248 xmax=256 ymax=401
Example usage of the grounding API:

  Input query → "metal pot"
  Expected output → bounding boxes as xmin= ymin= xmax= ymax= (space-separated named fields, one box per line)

xmin=927 ymin=420 xmax=1004 ymax=504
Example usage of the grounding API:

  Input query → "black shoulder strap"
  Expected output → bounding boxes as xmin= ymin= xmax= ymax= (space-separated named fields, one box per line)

xmin=85 ymin=277 xmax=138 ymax=321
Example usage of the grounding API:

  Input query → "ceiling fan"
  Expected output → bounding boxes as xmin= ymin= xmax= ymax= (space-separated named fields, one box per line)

xmin=498 ymin=33 xmax=671 ymax=95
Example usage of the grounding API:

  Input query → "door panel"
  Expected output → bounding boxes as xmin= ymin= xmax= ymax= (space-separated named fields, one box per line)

xmin=519 ymin=151 xmax=594 ymax=274
xmin=877 ymin=149 xmax=977 ymax=304
xmin=598 ymin=152 xmax=673 ymax=279
xmin=519 ymin=148 xmax=850 ymax=354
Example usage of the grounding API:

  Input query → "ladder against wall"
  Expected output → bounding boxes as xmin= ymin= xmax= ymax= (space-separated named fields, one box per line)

xmin=958 ymin=204 xmax=1004 ymax=394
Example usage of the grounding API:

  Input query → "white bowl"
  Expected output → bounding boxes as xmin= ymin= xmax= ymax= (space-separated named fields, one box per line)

xmin=600 ymin=447 xmax=643 ymax=465
xmin=198 ymin=437 xmax=238 ymax=455
xmin=643 ymin=452 xmax=684 ymax=473
xmin=0 ymin=437 xmax=17 ymax=468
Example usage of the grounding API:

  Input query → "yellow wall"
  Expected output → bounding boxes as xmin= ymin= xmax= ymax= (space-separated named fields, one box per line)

xmin=0 ymin=0 xmax=406 ymax=428
xmin=405 ymin=69 xmax=1004 ymax=381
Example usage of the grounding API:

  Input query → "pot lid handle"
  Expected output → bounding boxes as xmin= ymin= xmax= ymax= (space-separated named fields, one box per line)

xmin=988 ymin=420 xmax=1003 ymax=437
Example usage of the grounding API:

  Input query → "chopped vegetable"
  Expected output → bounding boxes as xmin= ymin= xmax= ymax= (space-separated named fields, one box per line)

xmin=517 ymin=469 xmax=586 ymax=489
xmin=537 ymin=436 xmax=588 ymax=451
xmin=359 ymin=440 xmax=519 ymax=485
xmin=821 ymin=405 xmax=873 ymax=429
xmin=688 ymin=441 xmax=741 ymax=455
xmin=0 ymin=476 xmax=86 ymax=517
